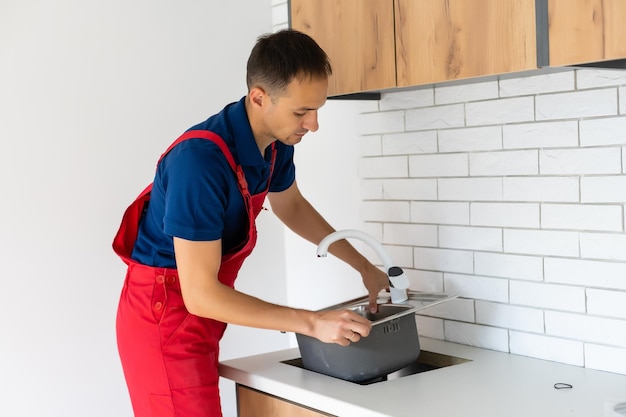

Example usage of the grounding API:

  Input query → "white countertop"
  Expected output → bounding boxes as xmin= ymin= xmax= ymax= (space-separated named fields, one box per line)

xmin=219 ymin=337 xmax=626 ymax=417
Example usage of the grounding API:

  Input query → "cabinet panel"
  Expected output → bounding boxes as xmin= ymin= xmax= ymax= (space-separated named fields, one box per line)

xmin=395 ymin=0 xmax=538 ymax=86
xmin=237 ymin=385 xmax=335 ymax=417
xmin=290 ymin=0 xmax=396 ymax=96
xmin=548 ymin=0 xmax=626 ymax=66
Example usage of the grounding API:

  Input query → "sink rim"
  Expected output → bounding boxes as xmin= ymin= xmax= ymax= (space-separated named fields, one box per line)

xmin=346 ymin=302 xmax=419 ymax=326
xmin=316 ymin=291 xmax=459 ymax=327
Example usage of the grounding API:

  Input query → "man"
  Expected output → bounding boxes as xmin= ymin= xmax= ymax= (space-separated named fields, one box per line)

xmin=113 ymin=29 xmax=389 ymax=417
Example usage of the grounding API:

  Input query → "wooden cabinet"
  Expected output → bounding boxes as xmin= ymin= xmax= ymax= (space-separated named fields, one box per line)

xmin=547 ymin=0 xmax=626 ymax=66
xmin=290 ymin=0 xmax=396 ymax=96
xmin=292 ymin=0 xmax=537 ymax=94
xmin=395 ymin=0 xmax=538 ymax=86
xmin=290 ymin=0 xmax=626 ymax=96
xmin=237 ymin=385 xmax=335 ymax=417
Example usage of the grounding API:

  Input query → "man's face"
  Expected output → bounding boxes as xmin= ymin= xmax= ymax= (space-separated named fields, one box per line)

xmin=263 ymin=76 xmax=328 ymax=146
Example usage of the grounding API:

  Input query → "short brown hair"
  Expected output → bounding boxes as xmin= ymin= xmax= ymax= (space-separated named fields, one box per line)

xmin=246 ymin=29 xmax=332 ymax=97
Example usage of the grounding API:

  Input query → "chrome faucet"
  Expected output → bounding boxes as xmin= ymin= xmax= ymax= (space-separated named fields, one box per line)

xmin=316 ymin=229 xmax=409 ymax=303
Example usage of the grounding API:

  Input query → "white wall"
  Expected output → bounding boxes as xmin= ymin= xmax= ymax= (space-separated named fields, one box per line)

xmin=270 ymin=0 xmax=375 ymax=313
xmin=284 ymin=99 xmax=376 ymax=312
xmin=0 ymin=1 xmax=280 ymax=416
xmin=356 ymin=69 xmax=626 ymax=376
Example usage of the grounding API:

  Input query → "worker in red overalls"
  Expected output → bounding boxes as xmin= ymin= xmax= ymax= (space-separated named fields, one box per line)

xmin=113 ymin=30 xmax=389 ymax=417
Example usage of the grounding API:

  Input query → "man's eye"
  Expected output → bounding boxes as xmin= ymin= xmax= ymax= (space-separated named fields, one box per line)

xmin=294 ymin=112 xmax=306 ymax=117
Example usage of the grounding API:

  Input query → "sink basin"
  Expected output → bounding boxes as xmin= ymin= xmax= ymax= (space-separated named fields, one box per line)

xmin=349 ymin=303 xmax=419 ymax=324
xmin=296 ymin=303 xmax=420 ymax=383
xmin=283 ymin=350 xmax=471 ymax=385
xmin=295 ymin=291 xmax=458 ymax=383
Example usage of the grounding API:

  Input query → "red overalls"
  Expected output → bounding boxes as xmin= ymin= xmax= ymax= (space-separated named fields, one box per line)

xmin=113 ymin=130 xmax=275 ymax=417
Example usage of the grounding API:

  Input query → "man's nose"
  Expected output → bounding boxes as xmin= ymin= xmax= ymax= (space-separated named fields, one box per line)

xmin=303 ymin=110 xmax=319 ymax=132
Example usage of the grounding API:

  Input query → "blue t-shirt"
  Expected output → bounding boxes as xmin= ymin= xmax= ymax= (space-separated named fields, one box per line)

xmin=131 ymin=97 xmax=296 ymax=268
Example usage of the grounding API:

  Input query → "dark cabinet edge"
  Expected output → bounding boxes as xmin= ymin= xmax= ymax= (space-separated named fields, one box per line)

xmin=535 ymin=0 xmax=550 ymax=67
xmin=571 ymin=59 xmax=626 ymax=70
xmin=328 ymin=92 xmax=382 ymax=101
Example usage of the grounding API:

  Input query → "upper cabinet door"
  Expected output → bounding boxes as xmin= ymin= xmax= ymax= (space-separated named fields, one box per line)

xmin=290 ymin=0 xmax=396 ymax=96
xmin=395 ymin=0 xmax=538 ymax=86
xmin=548 ymin=0 xmax=626 ymax=66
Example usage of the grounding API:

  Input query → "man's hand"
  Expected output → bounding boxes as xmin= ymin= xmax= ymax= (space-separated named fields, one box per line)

xmin=311 ymin=309 xmax=372 ymax=346
xmin=359 ymin=263 xmax=389 ymax=313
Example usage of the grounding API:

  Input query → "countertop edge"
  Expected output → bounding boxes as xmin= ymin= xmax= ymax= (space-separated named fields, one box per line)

xmin=220 ymin=338 xmax=626 ymax=417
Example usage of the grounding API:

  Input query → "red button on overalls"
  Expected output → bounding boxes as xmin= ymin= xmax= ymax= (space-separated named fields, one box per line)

xmin=113 ymin=130 xmax=276 ymax=417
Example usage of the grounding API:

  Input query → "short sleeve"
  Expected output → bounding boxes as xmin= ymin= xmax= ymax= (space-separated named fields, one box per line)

xmin=160 ymin=140 xmax=233 ymax=241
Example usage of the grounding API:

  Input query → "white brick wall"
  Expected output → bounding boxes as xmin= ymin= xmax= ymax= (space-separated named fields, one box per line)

xmin=469 ymin=149 xmax=537 ymax=176
xmin=535 ymin=88 xmax=618 ymax=120
xmin=546 ymin=311 xmax=626 ymax=346
xmin=581 ymin=176 xmax=626 ymax=202
xmin=539 ymin=148 xmax=621 ymax=175
xmin=585 ymin=344 xmax=626 ymax=375
xmin=359 ymin=155 xmax=408 ymax=178
xmin=439 ymin=177 xmax=503 ymax=200
xmin=444 ymin=321 xmax=509 ymax=351
xmin=509 ymin=332 xmax=583 ymax=366
xmin=471 ymin=202 xmax=539 ymax=228
xmin=499 ymin=70 xmax=574 ymax=96
xmin=503 ymin=176 xmax=579 ymax=202
xmin=466 ymin=96 xmax=535 ymax=125
xmin=381 ymin=88 xmax=434 ymax=110
xmin=410 ymin=201 xmax=469 ymax=224
xmin=439 ymin=225 xmax=502 ymax=251
xmin=503 ymin=120 xmax=578 ymax=149
xmin=476 ymin=301 xmax=544 ymax=333
xmin=474 ymin=252 xmax=543 ymax=281
xmin=541 ymin=204 xmax=623 ymax=231
xmin=544 ymin=257 xmax=626 ymax=290
xmin=443 ymin=273 xmax=509 ymax=302
xmin=381 ymin=178 xmax=437 ymax=200
xmin=406 ymin=104 xmax=465 ymax=130
xmin=587 ymin=289 xmax=626 ymax=319
xmin=435 ymin=80 xmax=499 ymax=104
xmin=358 ymin=68 xmax=626 ymax=375
xmin=409 ymin=153 xmax=468 ymax=177
xmin=580 ymin=117 xmax=626 ymax=147
xmin=383 ymin=131 xmax=437 ymax=155
xmin=580 ymin=232 xmax=626 ymax=261
xmin=439 ymin=126 xmax=502 ymax=152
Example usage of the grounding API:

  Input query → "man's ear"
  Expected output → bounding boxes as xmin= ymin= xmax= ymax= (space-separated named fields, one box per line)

xmin=248 ymin=86 xmax=267 ymax=108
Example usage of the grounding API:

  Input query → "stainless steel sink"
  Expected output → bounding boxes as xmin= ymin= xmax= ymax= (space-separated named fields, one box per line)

xmin=320 ymin=290 xmax=459 ymax=320
xmin=283 ymin=350 xmax=471 ymax=385
xmin=348 ymin=303 xmax=418 ymax=325
xmin=294 ymin=291 xmax=459 ymax=383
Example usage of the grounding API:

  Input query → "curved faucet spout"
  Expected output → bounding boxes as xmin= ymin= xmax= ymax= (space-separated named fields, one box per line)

xmin=317 ymin=229 xmax=409 ymax=303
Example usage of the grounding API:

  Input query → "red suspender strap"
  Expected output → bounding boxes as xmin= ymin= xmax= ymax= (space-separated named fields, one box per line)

xmin=113 ymin=130 xmax=274 ymax=265
xmin=160 ymin=130 xmax=238 ymax=170
xmin=160 ymin=130 xmax=250 ymax=195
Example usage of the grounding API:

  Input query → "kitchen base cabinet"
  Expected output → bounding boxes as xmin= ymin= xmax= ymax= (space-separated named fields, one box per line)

xmin=236 ymin=384 xmax=336 ymax=417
